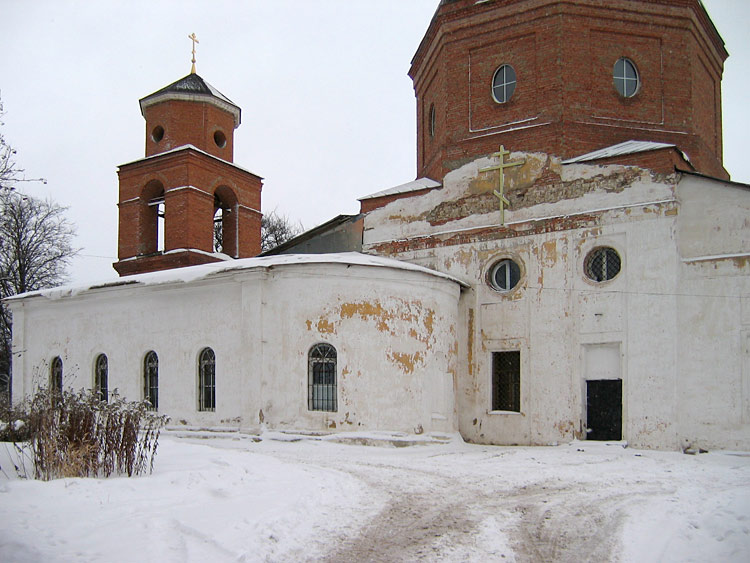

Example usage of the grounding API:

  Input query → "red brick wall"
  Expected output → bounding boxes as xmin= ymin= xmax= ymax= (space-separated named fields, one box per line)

xmin=114 ymin=148 xmax=263 ymax=276
xmin=411 ymin=0 xmax=728 ymax=181
xmin=143 ymin=100 xmax=236 ymax=161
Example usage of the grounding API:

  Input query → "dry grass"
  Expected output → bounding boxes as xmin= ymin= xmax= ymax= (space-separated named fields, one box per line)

xmin=2 ymin=388 xmax=168 ymax=480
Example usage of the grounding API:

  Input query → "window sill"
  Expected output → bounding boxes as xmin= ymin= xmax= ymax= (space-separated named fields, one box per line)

xmin=487 ymin=410 xmax=523 ymax=416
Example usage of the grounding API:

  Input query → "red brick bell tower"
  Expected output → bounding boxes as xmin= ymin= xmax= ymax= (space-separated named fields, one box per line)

xmin=412 ymin=0 xmax=729 ymax=181
xmin=113 ymin=71 xmax=262 ymax=277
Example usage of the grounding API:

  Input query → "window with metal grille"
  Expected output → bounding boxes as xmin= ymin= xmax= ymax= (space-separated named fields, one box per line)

xmin=492 ymin=64 xmax=517 ymax=104
xmin=308 ymin=343 xmax=337 ymax=412
xmin=613 ymin=58 xmax=639 ymax=98
xmin=143 ymin=351 xmax=159 ymax=410
xmin=492 ymin=351 xmax=520 ymax=412
xmin=584 ymin=247 xmax=621 ymax=282
xmin=50 ymin=356 xmax=63 ymax=393
xmin=198 ymin=348 xmax=216 ymax=412
xmin=95 ymin=353 xmax=108 ymax=403
xmin=488 ymin=258 xmax=521 ymax=292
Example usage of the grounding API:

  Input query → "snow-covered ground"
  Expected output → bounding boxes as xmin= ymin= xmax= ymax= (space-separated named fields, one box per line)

xmin=1 ymin=430 xmax=749 ymax=562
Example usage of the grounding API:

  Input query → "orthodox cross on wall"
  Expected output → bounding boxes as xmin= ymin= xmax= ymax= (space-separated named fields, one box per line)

xmin=188 ymin=33 xmax=200 ymax=74
xmin=480 ymin=145 xmax=525 ymax=225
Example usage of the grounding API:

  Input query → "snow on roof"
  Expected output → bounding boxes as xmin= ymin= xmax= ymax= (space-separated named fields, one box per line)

xmin=6 ymin=252 xmax=468 ymax=303
xmin=359 ymin=178 xmax=441 ymax=201
xmin=117 ymin=144 xmax=261 ymax=178
xmin=561 ymin=140 xmax=679 ymax=164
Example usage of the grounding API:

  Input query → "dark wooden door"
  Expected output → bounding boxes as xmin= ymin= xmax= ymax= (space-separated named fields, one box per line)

xmin=586 ymin=379 xmax=622 ymax=441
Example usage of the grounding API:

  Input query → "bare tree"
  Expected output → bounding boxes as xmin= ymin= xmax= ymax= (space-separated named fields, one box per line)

xmin=0 ymin=99 xmax=77 ymax=400
xmin=213 ymin=209 xmax=303 ymax=254
xmin=261 ymin=210 xmax=303 ymax=252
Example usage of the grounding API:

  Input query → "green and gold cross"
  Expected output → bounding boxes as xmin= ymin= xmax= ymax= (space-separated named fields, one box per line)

xmin=480 ymin=145 xmax=525 ymax=225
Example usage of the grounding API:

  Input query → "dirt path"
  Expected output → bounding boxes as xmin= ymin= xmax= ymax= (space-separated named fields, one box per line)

xmin=274 ymin=448 xmax=643 ymax=562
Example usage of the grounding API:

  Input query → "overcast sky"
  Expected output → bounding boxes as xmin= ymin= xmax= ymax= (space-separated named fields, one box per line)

xmin=1 ymin=0 xmax=748 ymax=284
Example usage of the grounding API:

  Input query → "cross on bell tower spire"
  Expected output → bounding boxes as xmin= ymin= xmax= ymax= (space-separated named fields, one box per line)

xmin=188 ymin=33 xmax=199 ymax=74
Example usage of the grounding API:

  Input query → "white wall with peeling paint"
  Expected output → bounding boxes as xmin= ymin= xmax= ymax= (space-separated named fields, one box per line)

xmin=363 ymin=155 xmax=750 ymax=450
xmin=8 ymin=258 xmax=463 ymax=435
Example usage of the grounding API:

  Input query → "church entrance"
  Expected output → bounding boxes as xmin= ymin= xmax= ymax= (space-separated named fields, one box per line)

xmin=586 ymin=379 xmax=622 ymax=441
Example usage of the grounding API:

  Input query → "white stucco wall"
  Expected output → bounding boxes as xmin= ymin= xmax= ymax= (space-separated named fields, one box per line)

xmin=8 ymin=255 xmax=463 ymax=436
xmin=363 ymin=155 xmax=750 ymax=450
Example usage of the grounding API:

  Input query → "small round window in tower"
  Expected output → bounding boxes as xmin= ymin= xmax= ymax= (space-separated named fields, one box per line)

xmin=151 ymin=125 xmax=164 ymax=143
xmin=428 ymin=104 xmax=436 ymax=138
xmin=584 ymin=247 xmax=621 ymax=282
xmin=213 ymin=130 xmax=227 ymax=148
xmin=491 ymin=64 xmax=517 ymax=104
xmin=488 ymin=258 xmax=521 ymax=293
xmin=613 ymin=58 xmax=639 ymax=98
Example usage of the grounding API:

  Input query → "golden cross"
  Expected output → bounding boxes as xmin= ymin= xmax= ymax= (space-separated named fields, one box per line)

xmin=480 ymin=145 xmax=525 ymax=225
xmin=188 ymin=33 xmax=200 ymax=74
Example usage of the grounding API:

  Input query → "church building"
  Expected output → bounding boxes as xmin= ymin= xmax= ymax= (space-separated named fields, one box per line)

xmin=7 ymin=0 xmax=750 ymax=451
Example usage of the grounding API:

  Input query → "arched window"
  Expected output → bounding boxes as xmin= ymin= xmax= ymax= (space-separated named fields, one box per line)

xmin=198 ymin=348 xmax=216 ymax=412
xmin=95 ymin=354 xmax=108 ymax=403
xmin=308 ymin=343 xmax=337 ymax=412
xmin=143 ymin=351 xmax=159 ymax=410
xmin=50 ymin=356 xmax=63 ymax=392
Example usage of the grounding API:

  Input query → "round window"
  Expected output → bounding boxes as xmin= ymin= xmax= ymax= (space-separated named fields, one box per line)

xmin=584 ymin=247 xmax=621 ymax=282
xmin=492 ymin=64 xmax=517 ymax=104
xmin=488 ymin=258 xmax=521 ymax=292
xmin=213 ymin=130 xmax=227 ymax=148
xmin=613 ymin=58 xmax=639 ymax=98
xmin=151 ymin=125 xmax=164 ymax=143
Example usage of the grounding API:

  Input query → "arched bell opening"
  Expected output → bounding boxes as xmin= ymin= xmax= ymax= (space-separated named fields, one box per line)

xmin=140 ymin=180 xmax=165 ymax=255
xmin=213 ymin=186 xmax=239 ymax=257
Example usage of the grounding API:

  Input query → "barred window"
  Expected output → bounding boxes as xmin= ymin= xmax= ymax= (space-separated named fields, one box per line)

xmin=95 ymin=353 xmax=108 ymax=403
xmin=492 ymin=351 xmax=520 ymax=412
xmin=585 ymin=247 xmax=621 ymax=282
xmin=50 ymin=356 xmax=63 ymax=392
xmin=198 ymin=348 xmax=216 ymax=412
xmin=143 ymin=351 xmax=159 ymax=410
xmin=308 ymin=343 xmax=337 ymax=412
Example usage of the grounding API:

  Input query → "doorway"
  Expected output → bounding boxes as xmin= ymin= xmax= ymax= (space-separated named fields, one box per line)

xmin=586 ymin=379 xmax=622 ymax=441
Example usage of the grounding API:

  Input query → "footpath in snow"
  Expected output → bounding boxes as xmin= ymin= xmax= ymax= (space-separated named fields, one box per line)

xmin=1 ymin=430 xmax=749 ymax=562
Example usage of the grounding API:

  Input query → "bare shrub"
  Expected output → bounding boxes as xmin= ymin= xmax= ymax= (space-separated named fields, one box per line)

xmin=5 ymin=388 xmax=168 ymax=480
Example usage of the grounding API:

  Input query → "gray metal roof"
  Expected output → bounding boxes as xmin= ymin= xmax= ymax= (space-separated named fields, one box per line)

xmin=139 ymin=73 xmax=241 ymax=127
xmin=359 ymin=177 xmax=441 ymax=201
xmin=562 ymin=140 xmax=678 ymax=165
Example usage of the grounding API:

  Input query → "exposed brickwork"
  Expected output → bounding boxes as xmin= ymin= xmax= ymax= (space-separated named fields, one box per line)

xmin=411 ymin=0 xmax=728 ymax=181
xmin=115 ymin=88 xmax=263 ymax=277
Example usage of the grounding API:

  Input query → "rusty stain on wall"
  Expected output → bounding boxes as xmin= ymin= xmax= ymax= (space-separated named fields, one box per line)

xmin=387 ymin=351 xmax=425 ymax=375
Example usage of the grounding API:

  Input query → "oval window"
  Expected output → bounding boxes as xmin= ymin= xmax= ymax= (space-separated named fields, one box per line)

xmin=492 ymin=64 xmax=517 ymax=104
xmin=213 ymin=130 xmax=227 ymax=148
xmin=613 ymin=58 xmax=639 ymax=98
xmin=584 ymin=247 xmax=621 ymax=282
xmin=488 ymin=258 xmax=521 ymax=292
xmin=151 ymin=125 xmax=164 ymax=143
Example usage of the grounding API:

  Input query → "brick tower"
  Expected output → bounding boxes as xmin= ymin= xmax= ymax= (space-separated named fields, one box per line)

xmin=113 ymin=72 xmax=262 ymax=277
xmin=412 ymin=0 xmax=728 ymax=181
